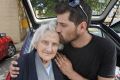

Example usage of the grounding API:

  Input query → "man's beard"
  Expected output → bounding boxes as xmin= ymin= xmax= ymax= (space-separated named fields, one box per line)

xmin=58 ymin=33 xmax=79 ymax=44
xmin=58 ymin=33 xmax=66 ymax=44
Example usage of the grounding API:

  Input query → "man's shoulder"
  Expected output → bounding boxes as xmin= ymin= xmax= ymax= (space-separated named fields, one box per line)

xmin=93 ymin=35 xmax=113 ymax=44
xmin=93 ymin=35 xmax=106 ymax=41
xmin=93 ymin=35 xmax=115 ymax=49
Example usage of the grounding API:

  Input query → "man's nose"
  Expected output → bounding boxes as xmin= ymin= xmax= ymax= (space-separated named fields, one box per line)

xmin=56 ymin=24 xmax=61 ymax=32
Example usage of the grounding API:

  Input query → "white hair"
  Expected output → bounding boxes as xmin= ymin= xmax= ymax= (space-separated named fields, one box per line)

xmin=31 ymin=21 xmax=57 ymax=48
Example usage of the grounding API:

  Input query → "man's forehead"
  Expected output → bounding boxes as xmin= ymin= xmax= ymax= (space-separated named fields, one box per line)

xmin=57 ymin=12 xmax=70 ymax=19
xmin=57 ymin=17 xmax=70 ymax=24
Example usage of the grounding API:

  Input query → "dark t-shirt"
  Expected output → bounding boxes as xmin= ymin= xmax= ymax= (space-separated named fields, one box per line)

xmin=59 ymin=35 xmax=116 ymax=80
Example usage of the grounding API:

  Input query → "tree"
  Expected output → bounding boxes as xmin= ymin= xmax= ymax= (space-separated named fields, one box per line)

xmin=86 ymin=0 xmax=110 ymax=15
xmin=30 ymin=0 xmax=111 ymax=18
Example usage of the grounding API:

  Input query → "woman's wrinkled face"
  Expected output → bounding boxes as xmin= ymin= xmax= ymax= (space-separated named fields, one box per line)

xmin=36 ymin=31 xmax=59 ymax=62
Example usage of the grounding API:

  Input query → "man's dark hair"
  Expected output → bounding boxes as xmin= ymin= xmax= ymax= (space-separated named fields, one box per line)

xmin=55 ymin=0 xmax=92 ymax=27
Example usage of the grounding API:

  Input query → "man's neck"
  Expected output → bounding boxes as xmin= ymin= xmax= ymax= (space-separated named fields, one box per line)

xmin=71 ymin=33 xmax=92 ymax=48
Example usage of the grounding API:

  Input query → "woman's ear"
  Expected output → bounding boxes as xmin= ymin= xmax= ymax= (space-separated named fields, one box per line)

xmin=34 ymin=43 xmax=37 ymax=49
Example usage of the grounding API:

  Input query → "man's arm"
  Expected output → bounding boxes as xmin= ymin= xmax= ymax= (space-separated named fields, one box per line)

xmin=98 ymin=76 xmax=114 ymax=80
xmin=55 ymin=54 xmax=115 ymax=80
xmin=9 ymin=54 xmax=20 ymax=78
xmin=9 ymin=60 xmax=20 ymax=78
xmin=97 ymin=42 xmax=116 ymax=80
xmin=64 ymin=69 xmax=87 ymax=80
xmin=55 ymin=54 xmax=87 ymax=80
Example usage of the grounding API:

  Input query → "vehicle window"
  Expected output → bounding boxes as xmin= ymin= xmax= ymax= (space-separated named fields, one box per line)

xmin=88 ymin=28 xmax=103 ymax=37
xmin=104 ymin=0 xmax=120 ymax=26
xmin=112 ymin=23 xmax=120 ymax=33
xmin=30 ymin=0 xmax=111 ymax=19
xmin=111 ymin=22 xmax=120 ymax=37
xmin=30 ymin=0 xmax=57 ymax=19
xmin=0 ymin=33 xmax=6 ymax=38
xmin=86 ymin=0 xmax=111 ymax=15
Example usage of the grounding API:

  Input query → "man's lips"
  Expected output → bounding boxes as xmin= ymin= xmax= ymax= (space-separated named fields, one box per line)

xmin=59 ymin=34 xmax=63 ymax=40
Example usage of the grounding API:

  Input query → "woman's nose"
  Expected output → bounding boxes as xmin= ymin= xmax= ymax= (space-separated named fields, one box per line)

xmin=46 ymin=45 xmax=52 ymax=53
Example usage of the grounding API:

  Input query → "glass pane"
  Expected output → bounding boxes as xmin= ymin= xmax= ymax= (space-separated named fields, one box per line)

xmin=104 ymin=0 xmax=120 ymax=25
xmin=86 ymin=0 xmax=111 ymax=15
xmin=112 ymin=23 xmax=120 ymax=33
xmin=30 ymin=0 xmax=57 ymax=19
xmin=88 ymin=28 xmax=103 ymax=37
xmin=30 ymin=0 xmax=111 ymax=19
xmin=111 ymin=22 xmax=120 ymax=37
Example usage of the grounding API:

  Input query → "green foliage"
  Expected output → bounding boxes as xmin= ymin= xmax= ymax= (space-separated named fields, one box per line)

xmin=30 ymin=0 xmax=56 ymax=18
xmin=30 ymin=0 xmax=111 ymax=18
xmin=86 ymin=0 xmax=110 ymax=15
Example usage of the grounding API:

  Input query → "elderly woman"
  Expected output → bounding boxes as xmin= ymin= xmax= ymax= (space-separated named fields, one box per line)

xmin=13 ymin=21 xmax=64 ymax=80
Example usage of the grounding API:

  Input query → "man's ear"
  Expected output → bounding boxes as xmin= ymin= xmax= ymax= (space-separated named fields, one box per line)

xmin=77 ymin=21 xmax=87 ymax=33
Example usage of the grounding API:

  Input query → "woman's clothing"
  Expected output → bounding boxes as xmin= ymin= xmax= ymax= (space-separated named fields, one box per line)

xmin=35 ymin=53 xmax=55 ymax=80
xmin=13 ymin=49 xmax=64 ymax=80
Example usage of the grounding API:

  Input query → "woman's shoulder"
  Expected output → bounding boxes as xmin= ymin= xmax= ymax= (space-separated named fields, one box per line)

xmin=17 ymin=49 xmax=36 ymax=64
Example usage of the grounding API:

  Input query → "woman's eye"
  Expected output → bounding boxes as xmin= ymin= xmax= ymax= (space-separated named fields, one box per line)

xmin=53 ymin=43 xmax=59 ymax=47
xmin=42 ymin=40 xmax=48 ymax=45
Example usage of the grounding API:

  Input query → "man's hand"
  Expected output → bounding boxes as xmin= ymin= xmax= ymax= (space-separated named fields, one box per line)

xmin=9 ymin=60 xmax=20 ymax=78
xmin=55 ymin=53 xmax=87 ymax=80
xmin=55 ymin=53 xmax=74 ymax=77
xmin=9 ymin=53 xmax=20 ymax=78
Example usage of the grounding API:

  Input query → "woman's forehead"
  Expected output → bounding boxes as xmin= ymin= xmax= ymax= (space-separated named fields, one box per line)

xmin=40 ymin=31 xmax=59 ymax=40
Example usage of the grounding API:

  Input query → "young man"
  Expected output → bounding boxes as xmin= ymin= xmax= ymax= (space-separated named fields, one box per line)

xmin=9 ymin=0 xmax=116 ymax=80
xmin=54 ymin=0 xmax=116 ymax=80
